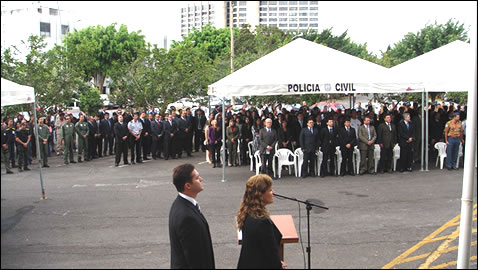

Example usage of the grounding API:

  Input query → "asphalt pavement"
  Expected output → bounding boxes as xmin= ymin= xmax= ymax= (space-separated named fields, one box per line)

xmin=1 ymin=152 xmax=476 ymax=269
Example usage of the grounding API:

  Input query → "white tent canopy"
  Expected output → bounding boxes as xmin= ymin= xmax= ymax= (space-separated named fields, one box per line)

xmin=390 ymin=40 xmax=474 ymax=92
xmin=1 ymin=78 xmax=35 ymax=106
xmin=208 ymin=38 xmax=422 ymax=97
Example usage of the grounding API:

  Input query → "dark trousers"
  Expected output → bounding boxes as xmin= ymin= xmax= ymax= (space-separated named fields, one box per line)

xmin=151 ymin=138 xmax=163 ymax=158
xmin=130 ymin=136 xmax=142 ymax=162
xmin=96 ymin=136 xmax=103 ymax=157
xmin=302 ymin=151 xmax=316 ymax=176
xmin=187 ymin=131 xmax=193 ymax=153
xmin=142 ymin=135 xmax=151 ymax=158
xmin=115 ymin=140 xmax=128 ymax=164
xmin=195 ymin=130 xmax=205 ymax=151
xmin=16 ymin=145 xmax=28 ymax=168
xmin=341 ymin=147 xmax=354 ymax=174
xmin=400 ymin=144 xmax=413 ymax=170
xmin=164 ymin=136 xmax=173 ymax=159
xmin=261 ymin=153 xmax=274 ymax=175
xmin=321 ymin=148 xmax=336 ymax=176
xmin=379 ymin=147 xmax=393 ymax=172
xmin=209 ymin=144 xmax=221 ymax=165
xmin=87 ymin=136 xmax=96 ymax=159
xmin=178 ymin=132 xmax=191 ymax=156
xmin=8 ymin=143 xmax=15 ymax=167
xmin=240 ymin=139 xmax=250 ymax=165
xmin=103 ymin=135 xmax=114 ymax=155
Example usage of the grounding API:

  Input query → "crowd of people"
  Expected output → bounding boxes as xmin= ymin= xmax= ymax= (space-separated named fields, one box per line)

xmin=1 ymin=100 xmax=467 ymax=176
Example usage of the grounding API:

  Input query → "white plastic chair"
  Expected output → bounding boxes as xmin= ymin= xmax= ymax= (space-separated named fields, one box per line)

xmin=353 ymin=145 xmax=360 ymax=175
xmin=248 ymin=141 xmax=254 ymax=172
xmin=254 ymin=150 xmax=262 ymax=175
xmin=374 ymin=144 xmax=381 ymax=173
xmin=434 ymin=142 xmax=447 ymax=169
xmin=273 ymin=148 xmax=295 ymax=178
xmin=237 ymin=139 xmax=242 ymax=166
xmin=335 ymin=146 xmax=343 ymax=176
xmin=393 ymin=144 xmax=400 ymax=171
xmin=456 ymin=142 xmax=463 ymax=169
xmin=294 ymin=148 xmax=303 ymax=177
xmin=315 ymin=149 xmax=323 ymax=176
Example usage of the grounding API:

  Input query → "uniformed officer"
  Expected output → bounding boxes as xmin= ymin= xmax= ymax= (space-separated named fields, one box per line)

xmin=4 ymin=119 xmax=17 ymax=168
xmin=15 ymin=122 xmax=30 ymax=172
xmin=62 ymin=116 xmax=77 ymax=165
xmin=75 ymin=114 xmax=89 ymax=163
xmin=37 ymin=117 xmax=50 ymax=168
xmin=2 ymin=122 xmax=14 ymax=174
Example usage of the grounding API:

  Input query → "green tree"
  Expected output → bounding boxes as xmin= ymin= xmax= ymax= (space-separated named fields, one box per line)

xmin=63 ymin=23 xmax=146 ymax=92
xmin=79 ymin=86 xmax=103 ymax=115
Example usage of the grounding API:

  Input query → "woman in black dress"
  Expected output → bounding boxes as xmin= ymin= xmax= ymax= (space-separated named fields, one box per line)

xmin=236 ymin=174 xmax=285 ymax=269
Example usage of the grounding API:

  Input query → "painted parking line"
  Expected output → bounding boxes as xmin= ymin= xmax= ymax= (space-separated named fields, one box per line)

xmin=383 ymin=204 xmax=477 ymax=269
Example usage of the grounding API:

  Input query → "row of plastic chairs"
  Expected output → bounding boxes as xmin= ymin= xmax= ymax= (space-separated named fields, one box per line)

xmin=250 ymin=143 xmax=401 ymax=178
xmin=434 ymin=142 xmax=464 ymax=169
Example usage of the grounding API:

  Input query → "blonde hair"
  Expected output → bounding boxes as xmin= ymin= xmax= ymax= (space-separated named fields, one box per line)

xmin=236 ymin=174 xmax=273 ymax=230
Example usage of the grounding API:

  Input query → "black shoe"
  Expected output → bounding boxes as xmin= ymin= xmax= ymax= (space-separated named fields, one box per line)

xmin=164 ymin=158 xmax=169 ymax=160
xmin=85 ymin=158 xmax=91 ymax=161
xmin=124 ymin=162 xmax=130 ymax=165
xmin=349 ymin=172 xmax=355 ymax=176
xmin=24 ymin=167 xmax=30 ymax=171
xmin=143 ymin=157 xmax=150 ymax=160
xmin=98 ymin=155 xmax=103 ymax=158
xmin=187 ymin=154 xmax=192 ymax=157
xmin=213 ymin=164 xmax=216 ymax=168
xmin=7 ymin=170 xmax=14 ymax=174
xmin=12 ymin=164 xmax=18 ymax=168
xmin=18 ymin=167 xmax=23 ymax=172
xmin=70 ymin=161 xmax=77 ymax=164
xmin=137 ymin=160 xmax=143 ymax=163
xmin=43 ymin=164 xmax=50 ymax=168
xmin=302 ymin=175 xmax=307 ymax=178
xmin=115 ymin=163 xmax=119 ymax=167
xmin=78 ymin=160 xmax=83 ymax=163
xmin=131 ymin=161 xmax=136 ymax=164
xmin=153 ymin=157 xmax=157 ymax=160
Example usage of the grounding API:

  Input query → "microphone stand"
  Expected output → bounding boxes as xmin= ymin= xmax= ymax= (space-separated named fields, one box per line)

xmin=273 ymin=193 xmax=328 ymax=269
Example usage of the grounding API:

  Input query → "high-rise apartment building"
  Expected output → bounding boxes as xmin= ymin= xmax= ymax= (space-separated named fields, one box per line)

xmin=180 ymin=1 xmax=319 ymax=36
xmin=1 ymin=1 xmax=79 ymax=57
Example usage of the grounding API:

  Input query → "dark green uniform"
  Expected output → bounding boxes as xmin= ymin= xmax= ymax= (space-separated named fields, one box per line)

xmin=62 ymin=122 xmax=76 ymax=164
xmin=2 ymin=129 xmax=13 ymax=173
xmin=75 ymin=121 xmax=89 ymax=162
xmin=15 ymin=128 xmax=29 ymax=171
xmin=37 ymin=123 xmax=50 ymax=167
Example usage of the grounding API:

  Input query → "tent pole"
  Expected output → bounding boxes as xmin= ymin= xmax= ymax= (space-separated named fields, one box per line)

xmin=425 ymin=89 xmax=429 ymax=171
xmin=222 ymin=96 xmax=226 ymax=183
xmin=33 ymin=102 xmax=47 ymax=200
xmin=420 ymin=91 xmax=424 ymax=171
xmin=456 ymin=40 xmax=477 ymax=269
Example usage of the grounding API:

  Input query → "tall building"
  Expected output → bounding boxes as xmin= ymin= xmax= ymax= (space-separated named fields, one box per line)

xmin=1 ymin=1 xmax=80 ymax=58
xmin=180 ymin=1 xmax=319 ymax=36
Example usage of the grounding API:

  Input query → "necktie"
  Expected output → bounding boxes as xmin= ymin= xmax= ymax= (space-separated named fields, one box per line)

xmin=367 ymin=125 xmax=371 ymax=140
xmin=329 ymin=128 xmax=332 ymax=136
xmin=347 ymin=127 xmax=350 ymax=133
xmin=309 ymin=127 xmax=313 ymax=134
xmin=387 ymin=123 xmax=391 ymax=132
xmin=195 ymin=203 xmax=201 ymax=213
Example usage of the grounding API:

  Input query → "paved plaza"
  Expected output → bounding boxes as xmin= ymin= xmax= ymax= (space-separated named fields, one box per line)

xmin=1 ymin=153 xmax=476 ymax=269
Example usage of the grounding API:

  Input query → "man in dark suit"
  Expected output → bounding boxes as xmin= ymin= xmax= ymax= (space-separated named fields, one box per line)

xmin=162 ymin=114 xmax=178 ymax=160
xmin=176 ymin=111 xmax=192 ymax=158
xmin=398 ymin=113 xmax=416 ymax=172
xmin=151 ymin=113 xmax=163 ymax=159
xmin=101 ymin=112 xmax=114 ymax=156
xmin=338 ymin=118 xmax=358 ymax=176
xmin=169 ymin=164 xmax=215 ymax=269
xmin=299 ymin=118 xmax=321 ymax=178
xmin=94 ymin=115 xmax=103 ymax=157
xmin=113 ymin=115 xmax=129 ymax=166
xmin=139 ymin=112 xmax=151 ymax=160
xmin=377 ymin=114 xmax=397 ymax=173
xmin=259 ymin=118 xmax=278 ymax=176
xmin=87 ymin=116 xmax=97 ymax=160
xmin=193 ymin=108 xmax=207 ymax=152
xmin=319 ymin=118 xmax=338 ymax=177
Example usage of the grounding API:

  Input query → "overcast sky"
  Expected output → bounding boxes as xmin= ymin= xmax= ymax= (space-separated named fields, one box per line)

xmin=2 ymin=1 xmax=477 ymax=55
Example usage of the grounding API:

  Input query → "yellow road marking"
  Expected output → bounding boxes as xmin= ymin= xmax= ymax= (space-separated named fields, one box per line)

xmin=428 ymin=256 xmax=477 ymax=269
xmin=382 ymin=203 xmax=477 ymax=269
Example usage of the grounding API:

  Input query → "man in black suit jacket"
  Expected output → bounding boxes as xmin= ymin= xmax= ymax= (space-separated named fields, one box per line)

xmin=259 ymin=118 xmax=278 ymax=176
xmin=169 ymin=164 xmax=215 ymax=269
xmin=151 ymin=114 xmax=163 ymax=159
xmin=193 ymin=109 xmax=207 ymax=152
xmin=319 ymin=119 xmax=338 ymax=177
xmin=377 ymin=114 xmax=397 ymax=173
xmin=398 ymin=113 xmax=416 ymax=172
xmin=139 ymin=112 xmax=151 ymax=160
xmin=299 ymin=118 xmax=321 ymax=178
xmin=101 ymin=112 xmax=114 ymax=156
xmin=162 ymin=114 xmax=178 ymax=160
xmin=113 ymin=115 xmax=129 ymax=166
xmin=338 ymin=118 xmax=358 ymax=176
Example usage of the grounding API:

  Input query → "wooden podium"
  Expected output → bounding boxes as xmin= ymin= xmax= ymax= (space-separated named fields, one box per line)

xmin=237 ymin=215 xmax=299 ymax=261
